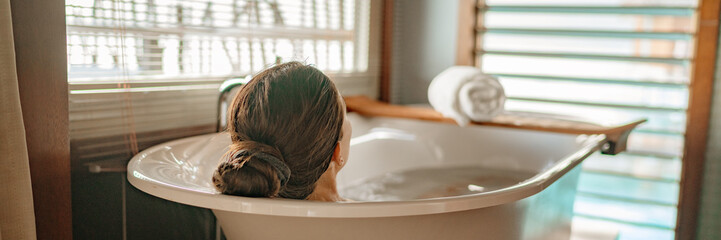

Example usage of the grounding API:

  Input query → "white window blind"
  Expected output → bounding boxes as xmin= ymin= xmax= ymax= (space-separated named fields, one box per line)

xmin=66 ymin=0 xmax=379 ymax=164
xmin=476 ymin=0 xmax=696 ymax=239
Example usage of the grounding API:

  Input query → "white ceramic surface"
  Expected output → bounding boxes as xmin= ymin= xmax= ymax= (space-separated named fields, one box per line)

xmin=128 ymin=113 xmax=605 ymax=240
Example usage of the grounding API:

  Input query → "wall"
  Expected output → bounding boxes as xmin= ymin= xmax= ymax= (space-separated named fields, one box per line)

xmin=390 ymin=0 xmax=459 ymax=104
xmin=697 ymin=25 xmax=721 ymax=239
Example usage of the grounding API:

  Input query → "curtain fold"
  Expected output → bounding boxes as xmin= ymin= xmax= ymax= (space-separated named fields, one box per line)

xmin=0 ymin=0 xmax=37 ymax=239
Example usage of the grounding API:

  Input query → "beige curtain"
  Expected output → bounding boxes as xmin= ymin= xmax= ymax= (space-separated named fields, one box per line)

xmin=0 ymin=0 xmax=37 ymax=239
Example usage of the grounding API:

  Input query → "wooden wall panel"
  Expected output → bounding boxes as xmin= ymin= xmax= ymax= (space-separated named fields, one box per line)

xmin=10 ymin=0 xmax=72 ymax=239
xmin=379 ymin=0 xmax=393 ymax=102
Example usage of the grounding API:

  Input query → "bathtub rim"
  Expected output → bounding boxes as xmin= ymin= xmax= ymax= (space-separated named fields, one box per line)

xmin=127 ymin=128 xmax=605 ymax=218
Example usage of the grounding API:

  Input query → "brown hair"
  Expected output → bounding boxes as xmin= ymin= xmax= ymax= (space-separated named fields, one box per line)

xmin=212 ymin=62 xmax=345 ymax=199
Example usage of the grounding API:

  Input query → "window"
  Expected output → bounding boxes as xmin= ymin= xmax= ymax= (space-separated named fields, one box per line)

xmin=475 ymin=0 xmax=697 ymax=239
xmin=66 ymin=0 xmax=381 ymax=164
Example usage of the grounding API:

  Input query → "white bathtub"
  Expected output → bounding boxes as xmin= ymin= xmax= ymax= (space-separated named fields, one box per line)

xmin=127 ymin=113 xmax=606 ymax=240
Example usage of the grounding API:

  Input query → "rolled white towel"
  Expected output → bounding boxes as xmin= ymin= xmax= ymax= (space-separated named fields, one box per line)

xmin=428 ymin=66 xmax=506 ymax=126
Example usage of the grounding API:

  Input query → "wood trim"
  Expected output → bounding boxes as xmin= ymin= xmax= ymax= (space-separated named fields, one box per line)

xmin=379 ymin=0 xmax=393 ymax=102
xmin=345 ymin=95 xmax=644 ymax=137
xmin=677 ymin=0 xmax=721 ymax=239
xmin=455 ymin=0 xmax=478 ymax=66
xmin=10 ymin=0 xmax=72 ymax=239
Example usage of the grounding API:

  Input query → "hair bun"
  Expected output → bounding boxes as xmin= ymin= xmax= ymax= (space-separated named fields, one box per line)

xmin=229 ymin=141 xmax=291 ymax=186
xmin=212 ymin=140 xmax=291 ymax=197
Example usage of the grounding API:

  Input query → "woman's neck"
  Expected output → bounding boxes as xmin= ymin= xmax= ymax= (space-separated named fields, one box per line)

xmin=306 ymin=166 xmax=345 ymax=202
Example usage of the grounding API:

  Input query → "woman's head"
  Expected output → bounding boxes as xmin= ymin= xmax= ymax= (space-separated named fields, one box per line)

xmin=212 ymin=62 xmax=347 ymax=199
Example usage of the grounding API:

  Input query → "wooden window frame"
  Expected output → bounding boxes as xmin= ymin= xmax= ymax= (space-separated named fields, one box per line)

xmin=678 ymin=0 xmax=720 ymax=239
xmin=456 ymin=0 xmax=477 ymax=66
xmin=380 ymin=0 xmax=393 ymax=102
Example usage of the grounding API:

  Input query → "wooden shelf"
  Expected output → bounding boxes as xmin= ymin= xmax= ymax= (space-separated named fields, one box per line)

xmin=344 ymin=96 xmax=646 ymax=155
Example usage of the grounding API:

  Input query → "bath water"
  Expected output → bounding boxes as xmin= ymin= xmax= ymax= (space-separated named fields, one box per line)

xmin=340 ymin=166 xmax=537 ymax=201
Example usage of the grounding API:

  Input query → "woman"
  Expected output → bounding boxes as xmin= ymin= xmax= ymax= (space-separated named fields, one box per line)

xmin=212 ymin=62 xmax=352 ymax=202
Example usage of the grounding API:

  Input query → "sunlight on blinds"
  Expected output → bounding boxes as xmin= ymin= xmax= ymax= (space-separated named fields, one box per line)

xmin=65 ymin=0 xmax=376 ymax=165
xmin=476 ymin=0 xmax=696 ymax=239
xmin=66 ymin=0 xmax=369 ymax=81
